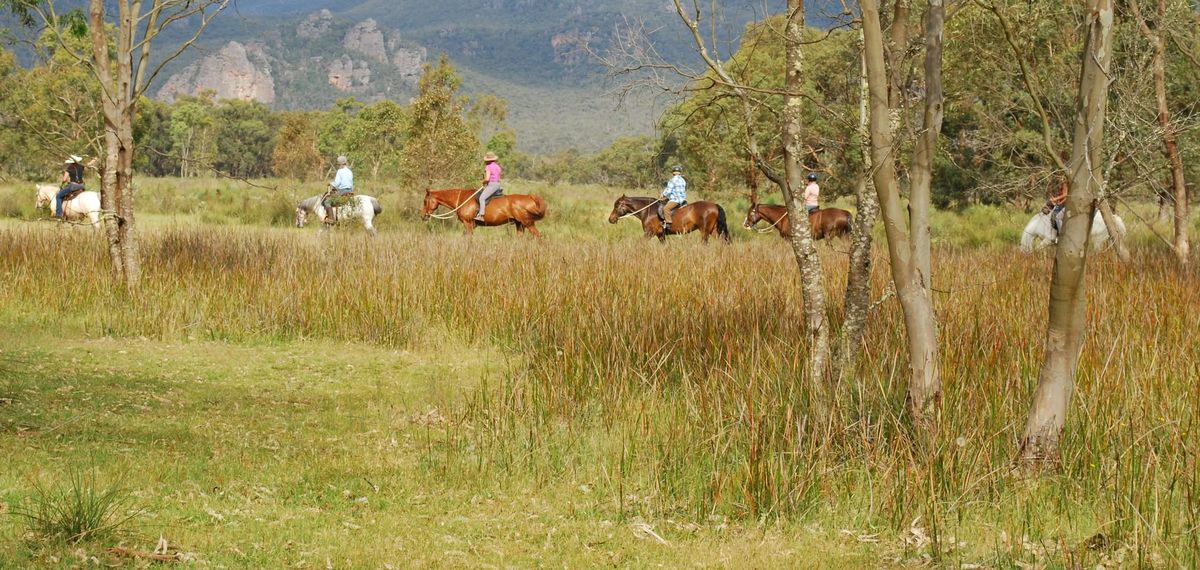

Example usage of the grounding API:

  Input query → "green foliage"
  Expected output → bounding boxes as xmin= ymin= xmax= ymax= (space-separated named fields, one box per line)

xmin=212 ymin=99 xmax=280 ymax=179
xmin=345 ymin=100 xmax=409 ymax=179
xmin=0 ymin=32 xmax=105 ymax=179
xmin=168 ymin=94 xmax=218 ymax=178
xmin=133 ymin=97 xmax=177 ymax=176
xmin=656 ymin=20 xmax=862 ymax=196
xmin=272 ymin=112 xmax=324 ymax=181
xmin=402 ymin=55 xmax=478 ymax=187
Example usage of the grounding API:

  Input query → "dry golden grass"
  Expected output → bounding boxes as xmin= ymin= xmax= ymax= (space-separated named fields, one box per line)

xmin=1 ymin=178 xmax=1198 ymax=566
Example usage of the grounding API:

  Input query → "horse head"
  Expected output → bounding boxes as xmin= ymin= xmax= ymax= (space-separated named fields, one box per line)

xmin=34 ymin=185 xmax=52 ymax=210
xmin=607 ymin=194 xmax=630 ymax=224
xmin=743 ymin=203 xmax=763 ymax=229
xmin=419 ymin=190 xmax=438 ymax=220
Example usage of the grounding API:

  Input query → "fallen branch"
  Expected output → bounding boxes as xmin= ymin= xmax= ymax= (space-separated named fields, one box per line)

xmin=108 ymin=546 xmax=180 ymax=562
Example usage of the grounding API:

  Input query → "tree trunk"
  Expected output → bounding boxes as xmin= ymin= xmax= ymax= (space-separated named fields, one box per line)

xmin=835 ymin=34 xmax=881 ymax=383
xmin=89 ymin=0 xmax=141 ymax=288
xmin=1019 ymin=0 xmax=1115 ymax=466
xmin=861 ymin=0 xmax=942 ymax=428
xmin=887 ymin=0 xmax=911 ymax=110
xmin=909 ymin=0 xmax=945 ymax=296
xmin=782 ymin=0 xmax=832 ymax=391
xmin=1097 ymin=199 xmax=1130 ymax=263
xmin=1133 ymin=0 xmax=1190 ymax=266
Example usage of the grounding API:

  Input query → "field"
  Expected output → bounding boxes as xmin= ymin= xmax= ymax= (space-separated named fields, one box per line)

xmin=1 ymin=178 xmax=1198 ymax=568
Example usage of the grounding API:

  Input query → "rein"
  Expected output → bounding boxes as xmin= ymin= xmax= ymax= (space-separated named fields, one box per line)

xmin=752 ymin=207 xmax=789 ymax=233
xmin=428 ymin=188 xmax=484 ymax=220
xmin=618 ymin=200 xmax=658 ymax=220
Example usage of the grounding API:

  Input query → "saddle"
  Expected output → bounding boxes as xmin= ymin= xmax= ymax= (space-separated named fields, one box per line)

xmin=60 ymin=186 xmax=86 ymax=202
xmin=656 ymin=200 xmax=687 ymax=221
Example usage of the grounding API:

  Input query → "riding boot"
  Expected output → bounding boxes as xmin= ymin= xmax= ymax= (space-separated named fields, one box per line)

xmin=663 ymin=222 xmax=672 ymax=234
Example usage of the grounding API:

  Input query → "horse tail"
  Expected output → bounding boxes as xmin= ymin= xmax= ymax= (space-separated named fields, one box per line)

xmin=529 ymin=194 xmax=548 ymax=221
xmin=716 ymin=205 xmax=731 ymax=243
xmin=371 ymin=197 xmax=382 ymax=215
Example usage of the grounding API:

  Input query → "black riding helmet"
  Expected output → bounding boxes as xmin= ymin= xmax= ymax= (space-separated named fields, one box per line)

xmin=807 ymin=173 xmax=818 ymax=182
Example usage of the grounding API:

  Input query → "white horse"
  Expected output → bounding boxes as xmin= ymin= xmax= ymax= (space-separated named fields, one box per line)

xmin=1020 ymin=210 xmax=1125 ymax=252
xmin=295 ymin=194 xmax=382 ymax=236
xmin=34 ymin=184 xmax=102 ymax=227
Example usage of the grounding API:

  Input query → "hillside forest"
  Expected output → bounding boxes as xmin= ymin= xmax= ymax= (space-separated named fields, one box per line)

xmin=0 ymin=2 xmax=1194 ymax=211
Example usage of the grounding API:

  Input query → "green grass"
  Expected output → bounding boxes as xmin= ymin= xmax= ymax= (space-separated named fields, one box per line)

xmin=0 ymin=178 xmax=1198 ymax=567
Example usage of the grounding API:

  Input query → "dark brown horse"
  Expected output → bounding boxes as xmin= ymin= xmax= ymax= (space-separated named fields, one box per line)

xmin=743 ymin=201 xmax=853 ymax=240
xmin=607 ymin=195 xmax=731 ymax=243
xmin=421 ymin=188 xmax=548 ymax=237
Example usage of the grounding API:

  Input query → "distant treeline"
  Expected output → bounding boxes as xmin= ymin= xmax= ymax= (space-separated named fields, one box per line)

xmin=2 ymin=5 xmax=1197 ymax=207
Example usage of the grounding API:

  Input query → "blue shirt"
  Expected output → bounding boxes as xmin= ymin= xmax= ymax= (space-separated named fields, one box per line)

xmin=662 ymin=174 xmax=686 ymax=203
xmin=331 ymin=167 xmax=354 ymax=193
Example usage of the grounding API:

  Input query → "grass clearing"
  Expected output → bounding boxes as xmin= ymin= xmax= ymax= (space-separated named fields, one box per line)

xmin=0 ymin=179 xmax=1197 ymax=566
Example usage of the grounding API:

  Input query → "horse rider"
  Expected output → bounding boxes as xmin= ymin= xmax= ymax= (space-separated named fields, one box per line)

xmin=56 ymin=155 xmax=86 ymax=219
xmin=476 ymin=152 xmax=502 ymax=222
xmin=804 ymin=172 xmax=820 ymax=215
xmin=1046 ymin=176 xmax=1068 ymax=234
xmin=323 ymin=155 xmax=354 ymax=223
xmin=661 ymin=165 xmax=687 ymax=232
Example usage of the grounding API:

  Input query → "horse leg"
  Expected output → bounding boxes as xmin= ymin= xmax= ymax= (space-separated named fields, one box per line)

xmin=526 ymin=222 xmax=542 ymax=239
xmin=514 ymin=221 xmax=526 ymax=237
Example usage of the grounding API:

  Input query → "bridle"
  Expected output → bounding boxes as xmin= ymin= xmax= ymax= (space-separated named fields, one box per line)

xmin=748 ymin=204 xmax=789 ymax=233
xmin=425 ymin=188 xmax=484 ymax=220
xmin=616 ymin=198 xmax=657 ymax=220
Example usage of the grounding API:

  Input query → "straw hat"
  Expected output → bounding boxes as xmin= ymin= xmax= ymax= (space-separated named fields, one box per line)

xmin=483 ymin=152 xmax=499 ymax=162
xmin=65 ymin=155 xmax=83 ymax=164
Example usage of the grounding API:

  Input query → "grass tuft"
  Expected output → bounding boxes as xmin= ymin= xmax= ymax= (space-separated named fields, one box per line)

xmin=9 ymin=468 xmax=137 ymax=544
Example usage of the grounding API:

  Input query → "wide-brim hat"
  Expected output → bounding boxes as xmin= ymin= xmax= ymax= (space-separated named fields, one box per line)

xmin=65 ymin=155 xmax=83 ymax=164
xmin=483 ymin=152 xmax=499 ymax=162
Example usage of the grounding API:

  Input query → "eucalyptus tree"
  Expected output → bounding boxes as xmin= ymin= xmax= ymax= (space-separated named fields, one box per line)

xmin=1019 ymin=0 xmax=1116 ymax=465
xmin=2 ymin=0 xmax=230 ymax=287
xmin=860 ymin=0 xmax=948 ymax=429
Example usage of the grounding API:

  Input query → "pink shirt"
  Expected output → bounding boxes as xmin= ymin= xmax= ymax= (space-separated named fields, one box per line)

xmin=485 ymin=162 xmax=502 ymax=183
xmin=804 ymin=182 xmax=820 ymax=207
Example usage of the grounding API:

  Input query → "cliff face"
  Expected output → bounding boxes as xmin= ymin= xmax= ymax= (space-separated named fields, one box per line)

xmin=157 ymin=41 xmax=276 ymax=104
xmin=158 ymin=13 xmax=427 ymax=103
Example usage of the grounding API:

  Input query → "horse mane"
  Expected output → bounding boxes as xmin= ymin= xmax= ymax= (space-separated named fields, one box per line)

xmin=297 ymin=195 xmax=323 ymax=212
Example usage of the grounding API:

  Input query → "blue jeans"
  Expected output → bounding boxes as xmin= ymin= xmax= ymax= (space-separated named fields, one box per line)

xmin=55 ymin=184 xmax=83 ymax=217
xmin=806 ymin=205 xmax=819 ymax=215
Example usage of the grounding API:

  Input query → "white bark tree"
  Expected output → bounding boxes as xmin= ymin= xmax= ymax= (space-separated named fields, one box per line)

xmin=1019 ymin=0 xmax=1115 ymax=465
xmin=860 ymin=0 xmax=946 ymax=428
xmin=4 ymin=0 xmax=229 ymax=287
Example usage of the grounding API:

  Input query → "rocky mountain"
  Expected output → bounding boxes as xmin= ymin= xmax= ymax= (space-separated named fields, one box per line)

xmin=150 ymin=1 xmax=809 ymax=151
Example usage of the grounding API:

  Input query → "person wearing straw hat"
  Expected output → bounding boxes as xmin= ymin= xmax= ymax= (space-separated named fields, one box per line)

xmin=476 ymin=151 xmax=503 ymax=222
xmin=322 ymin=155 xmax=354 ymax=223
xmin=56 ymin=155 xmax=86 ymax=219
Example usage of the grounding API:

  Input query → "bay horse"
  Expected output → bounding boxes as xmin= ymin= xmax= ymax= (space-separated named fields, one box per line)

xmin=606 ymin=195 xmax=731 ymax=243
xmin=743 ymin=201 xmax=853 ymax=241
xmin=421 ymin=188 xmax=547 ymax=237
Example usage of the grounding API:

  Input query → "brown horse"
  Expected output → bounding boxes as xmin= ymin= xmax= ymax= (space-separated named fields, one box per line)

xmin=421 ymin=188 xmax=548 ymax=237
xmin=743 ymin=201 xmax=853 ymax=240
xmin=607 ymin=195 xmax=731 ymax=243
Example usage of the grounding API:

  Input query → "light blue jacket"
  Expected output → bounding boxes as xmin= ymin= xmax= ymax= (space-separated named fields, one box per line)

xmin=331 ymin=167 xmax=354 ymax=193
xmin=662 ymin=174 xmax=686 ymax=203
